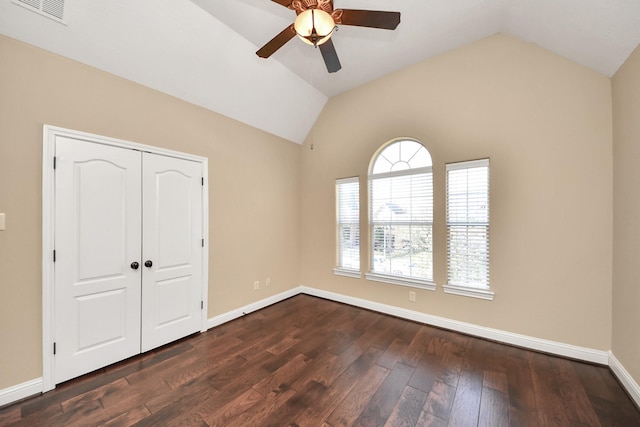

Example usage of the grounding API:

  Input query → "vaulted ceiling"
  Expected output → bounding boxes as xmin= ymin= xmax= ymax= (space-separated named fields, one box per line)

xmin=1 ymin=0 xmax=639 ymax=144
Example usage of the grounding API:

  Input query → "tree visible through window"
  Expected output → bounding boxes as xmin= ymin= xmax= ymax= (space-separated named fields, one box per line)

xmin=367 ymin=139 xmax=433 ymax=287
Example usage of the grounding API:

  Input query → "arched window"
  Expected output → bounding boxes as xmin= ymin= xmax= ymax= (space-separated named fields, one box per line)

xmin=366 ymin=139 xmax=434 ymax=288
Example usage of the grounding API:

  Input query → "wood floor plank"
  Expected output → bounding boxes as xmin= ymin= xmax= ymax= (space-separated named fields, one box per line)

xmin=325 ymin=364 xmax=390 ymax=427
xmin=591 ymin=366 xmax=640 ymax=425
xmin=203 ymin=387 xmax=263 ymax=427
xmin=295 ymin=346 xmax=385 ymax=426
xmin=123 ymin=339 xmax=221 ymax=387
xmin=416 ymin=411 xmax=448 ymax=427
xmin=2 ymin=295 xmax=639 ymax=426
xmin=503 ymin=347 xmax=537 ymax=426
xmin=324 ymin=330 xmax=361 ymax=356
xmin=289 ymin=351 xmax=339 ymax=391
xmin=478 ymin=387 xmax=509 ymax=427
xmin=224 ymin=388 xmax=297 ymax=427
xmin=422 ymin=380 xmax=456 ymax=421
xmin=265 ymin=330 xmax=303 ymax=355
xmin=357 ymin=313 xmax=408 ymax=354
xmin=98 ymin=405 xmax=151 ymax=427
xmin=39 ymin=395 xmax=103 ymax=427
xmin=447 ymin=339 xmax=485 ymax=427
xmin=400 ymin=326 xmax=433 ymax=367
xmin=100 ymin=374 xmax=171 ymax=413
xmin=483 ymin=370 xmax=508 ymax=394
xmin=151 ymin=352 xmax=276 ymax=424
xmin=383 ymin=385 xmax=428 ymax=427
xmin=573 ymin=362 xmax=618 ymax=402
xmin=353 ymin=362 xmax=415 ymax=427
xmin=261 ymin=380 xmax=330 ymax=427
xmin=252 ymin=352 xmax=313 ymax=396
xmin=315 ymin=339 xmax=375 ymax=387
xmin=408 ymin=350 xmax=441 ymax=393
xmin=529 ymin=351 xmax=574 ymax=426
xmin=423 ymin=330 xmax=467 ymax=388
xmin=377 ymin=337 xmax=412 ymax=370
xmin=60 ymin=377 xmax=129 ymax=413
xmin=376 ymin=320 xmax=422 ymax=370
xmin=5 ymin=401 xmax=62 ymax=427
xmin=447 ymin=371 xmax=483 ymax=427
xmin=549 ymin=356 xmax=602 ymax=426
xmin=0 ymin=406 xmax=21 ymax=426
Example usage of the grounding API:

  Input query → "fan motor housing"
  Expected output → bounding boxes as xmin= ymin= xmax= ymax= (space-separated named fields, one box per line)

xmin=290 ymin=0 xmax=333 ymax=15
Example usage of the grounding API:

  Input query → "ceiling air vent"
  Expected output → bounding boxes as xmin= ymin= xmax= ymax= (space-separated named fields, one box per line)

xmin=12 ymin=0 xmax=65 ymax=23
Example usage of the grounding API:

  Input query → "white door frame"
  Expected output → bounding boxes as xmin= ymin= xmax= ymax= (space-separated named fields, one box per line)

xmin=42 ymin=125 xmax=209 ymax=392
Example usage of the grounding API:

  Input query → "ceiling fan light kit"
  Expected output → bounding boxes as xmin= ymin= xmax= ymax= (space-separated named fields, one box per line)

xmin=294 ymin=9 xmax=335 ymax=46
xmin=257 ymin=0 xmax=401 ymax=73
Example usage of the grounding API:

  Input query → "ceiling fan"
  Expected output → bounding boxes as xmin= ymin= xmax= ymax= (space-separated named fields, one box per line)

xmin=256 ymin=0 xmax=401 ymax=73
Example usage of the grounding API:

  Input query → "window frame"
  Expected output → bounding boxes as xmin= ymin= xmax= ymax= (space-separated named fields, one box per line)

xmin=365 ymin=139 xmax=436 ymax=291
xmin=444 ymin=158 xmax=494 ymax=300
xmin=333 ymin=176 xmax=361 ymax=278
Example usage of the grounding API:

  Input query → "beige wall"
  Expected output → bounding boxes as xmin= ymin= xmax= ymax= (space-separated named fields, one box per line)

xmin=612 ymin=43 xmax=640 ymax=383
xmin=299 ymin=34 xmax=613 ymax=350
xmin=0 ymin=31 xmax=626 ymax=394
xmin=0 ymin=35 xmax=301 ymax=389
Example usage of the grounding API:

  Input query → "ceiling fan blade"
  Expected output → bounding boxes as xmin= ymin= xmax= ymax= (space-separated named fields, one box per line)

xmin=334 ymin=9 xmax=401 ymax=30
xmin=319 ymin=39 xmax=341 ymax=73
xmin=256 ymin=24 xmax=296 ymax=58
xmin=271 ymin=0 xmax=292 ymax=7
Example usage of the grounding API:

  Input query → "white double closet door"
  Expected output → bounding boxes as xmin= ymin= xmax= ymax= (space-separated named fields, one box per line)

xmin=53 ymin=137 xmax=203 ymax=384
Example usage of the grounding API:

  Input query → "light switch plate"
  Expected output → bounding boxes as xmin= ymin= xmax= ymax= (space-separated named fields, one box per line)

xmin=0 ymin=213 xmax=5 ymax=230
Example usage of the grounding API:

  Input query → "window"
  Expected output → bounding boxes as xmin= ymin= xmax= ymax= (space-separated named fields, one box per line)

xmin=334 ymin=177 xmax=360 ymax=277
xmin=444 ymin=159 xmax=493 ymax=300
xmin=366 ymin=139 xmax=434 ymax=290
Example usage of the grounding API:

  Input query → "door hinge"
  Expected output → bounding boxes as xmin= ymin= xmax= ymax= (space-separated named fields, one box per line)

xmin=53 ymin=156 xmax=57 ymax=170
xmin=201 ymin=177 xmax=204 ymax=186
xmin=202 ymin=239 xmax=204 ymax=247
xmin=53 ymin=250 xmax=56 ymax=262
xmin=201 ymin=301 xmax=204 ymax=310
xmin=53 ymin=342 xmax=56 ymax=355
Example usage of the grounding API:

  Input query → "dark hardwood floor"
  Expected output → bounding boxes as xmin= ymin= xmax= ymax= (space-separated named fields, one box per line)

xmin=1 ymin=294 xmax=639 ymax=426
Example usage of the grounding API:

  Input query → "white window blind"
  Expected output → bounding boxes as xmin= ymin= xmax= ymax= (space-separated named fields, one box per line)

xmin=367 ymin=140 xmax=433 ymax=286
xmin=446 ymin=159 xmax=490 ymax=290
xmin=336 ymin=177 xmax=360 ymax=274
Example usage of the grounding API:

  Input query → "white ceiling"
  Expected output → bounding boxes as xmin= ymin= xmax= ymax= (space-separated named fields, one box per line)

xmin=1 ymin=0 xmax=639 ymax=144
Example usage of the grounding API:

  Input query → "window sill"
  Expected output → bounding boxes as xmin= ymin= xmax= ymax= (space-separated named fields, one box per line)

xmin=443 ymin=284 xmax=494 ymax=301
xmin=333 ymin=268 xmax=362 ymax=279
xmin=365 ymin=272 xmax=436 ymax=291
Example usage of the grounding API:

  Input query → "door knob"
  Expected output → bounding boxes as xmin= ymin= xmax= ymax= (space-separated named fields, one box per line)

xmin=130 ymin=262 xmax=139 ymax=270
xmin=144 ymin=260 xmax=153 ymax=268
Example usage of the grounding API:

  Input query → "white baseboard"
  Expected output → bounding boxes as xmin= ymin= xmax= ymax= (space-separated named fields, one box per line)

xmin=0 ymin=289 xmax=299 ymax=408
xmin=0 ymin=378 xmax=42 ymax=407
xmin=3 ymin=286 xmax=637 ymax=409
xmin=609 ymin=351 xmax=640 ymax=408
xmin=300 ymin=286 xmax=610 ymax=365
xmin=206 ymin=288 xmax=300 ymax=330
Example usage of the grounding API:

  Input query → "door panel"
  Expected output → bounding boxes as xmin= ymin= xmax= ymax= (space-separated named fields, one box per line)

xmin=54 ymin=137 xmax=142 ymax=384
xmin=141 ymin=154 xmax=202 ymax=352
xmin=76 ymin=288 xmax=128 ymax=351
xmin=155 ymin=276 xmax=192 ymax=326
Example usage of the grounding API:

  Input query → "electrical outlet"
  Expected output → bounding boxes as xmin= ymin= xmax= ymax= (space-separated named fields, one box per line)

xmin=266 ymin=277 xmax=271 ymax=287
xmin=409 ymin=291 xmax=416 ymax=302
xmin=253 ymin=281 xmax=259 ymax=290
